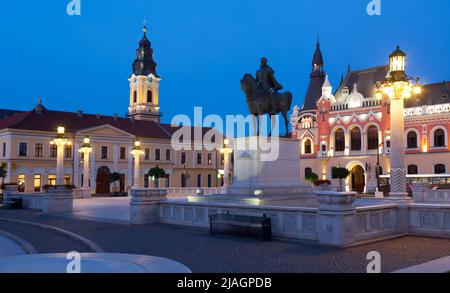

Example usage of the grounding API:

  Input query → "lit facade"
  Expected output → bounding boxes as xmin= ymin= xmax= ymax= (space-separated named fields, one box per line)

xmin=0 ymin=26 xmax=227 ymax=194
xmin=291 ymin=42 xmax=450 ymax=193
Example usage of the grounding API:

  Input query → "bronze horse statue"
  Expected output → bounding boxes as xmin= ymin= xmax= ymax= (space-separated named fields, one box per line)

xmin=240 ymin=73 xmax=293 ymax=136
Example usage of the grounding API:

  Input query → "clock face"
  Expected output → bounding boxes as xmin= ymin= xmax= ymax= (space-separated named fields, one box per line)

xmin=148 ymin=76 xmax=153 ymax=84
xmin=133 ymin=78 xmax=138 ymax=84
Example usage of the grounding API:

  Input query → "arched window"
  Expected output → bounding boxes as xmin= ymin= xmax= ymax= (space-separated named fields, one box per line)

xmin=147 ymin=90 xmax=152 ymax=103
xmin=335 ymin=129 xmax=345 ymax=152
xmin=434 ymin=164 xmax=446 ymax=174
xmin=133 ymin=91 xmax=137 ymax=104
xmin=350 ymin=128 xmax=361 ymax=151
xmin=367 ymin=126 xmax=379 ymax=150
xmin=304 ymin=139 xmax=312 ymax=154
xmin=407 ymin=131 xmax=418 ymax=149
xmin=408 ymin=165 xmax=418 ymax=175
xmin=434 ymin=129 xmax=446 ymax=147
xmin=321 ymin=144 xmax=327 ymax=152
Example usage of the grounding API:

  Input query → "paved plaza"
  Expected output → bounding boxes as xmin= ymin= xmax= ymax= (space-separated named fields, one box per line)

xmin=0 ymin=207 xmax=449 ymax=273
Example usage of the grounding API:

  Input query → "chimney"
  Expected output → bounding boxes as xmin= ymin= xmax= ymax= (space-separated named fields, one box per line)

xmin=77 ymin=110 xmax=84 ymax=117
xmin=96 ymin=114 xmax=101 ymax=120
xmin=113 ymin=113 xmax=119 ymax=121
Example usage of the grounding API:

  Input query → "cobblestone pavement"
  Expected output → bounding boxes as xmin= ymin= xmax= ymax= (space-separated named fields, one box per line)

xmin=0 ymin=209 xmax=449 ymax=273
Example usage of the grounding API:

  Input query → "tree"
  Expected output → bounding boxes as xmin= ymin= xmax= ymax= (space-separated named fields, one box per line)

xmin=332 ymin=167 xmax=350 ymax=192
xmin=109 ymin=172 xmax=122 ymax=183
xmin=0 ymin=166 xmax=6 ymax=187
xmin=305 ymin=172 xmax=319 ymax=184
xmin=148 ymin=166 xmax=166 ymax=179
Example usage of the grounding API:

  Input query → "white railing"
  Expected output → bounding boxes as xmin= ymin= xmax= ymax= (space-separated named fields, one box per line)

xmin=162 ymin=187 xmax=227 ymax=197
xmin=413 ymin=188 xmax=450 ymax=203
xmin=405 ymin=103 xmax=450 ymax=117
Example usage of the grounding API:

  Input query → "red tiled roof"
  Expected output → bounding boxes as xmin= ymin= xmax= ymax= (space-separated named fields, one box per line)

xmin=0 ymin=106 xmax=220 ymax=141
xmin=0 ymin=106 xmax=172 ymax=139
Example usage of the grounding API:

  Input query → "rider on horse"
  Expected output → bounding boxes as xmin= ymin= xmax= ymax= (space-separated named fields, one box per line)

xmin=255 ymin=57 xmax=283 ymax=114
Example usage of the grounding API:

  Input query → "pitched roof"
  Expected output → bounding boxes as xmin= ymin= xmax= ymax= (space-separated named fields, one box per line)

xmin=0 ymin=109 xmax=23 ymax=120
xmin=405 ymin=81 xmax=450 ymax=107
xmin=334 ymin=65 xmax=389 ymax=102
xmin=0 ymin=106 xmax=171 ymax=139
xmin=0 ymin=105 xmax=221 ymax=142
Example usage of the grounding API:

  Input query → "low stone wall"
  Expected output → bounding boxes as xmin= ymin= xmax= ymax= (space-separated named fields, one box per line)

xmin=159 ymin=201 xmax=319 ymax=241
xmin=354 ymin=205 xmax=402 ymax=241
xmin=2 ymin=185 xmax=73 ymax=213
xmin=409 ymin=203 xmax=450 ymax=238
xmin=413 ymin=189 xmax=450 ymax=203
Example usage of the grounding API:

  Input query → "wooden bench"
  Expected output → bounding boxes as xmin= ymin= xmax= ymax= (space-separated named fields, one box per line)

xmin=209 ymin=212 xmax=272 ymax=241
xmin=3 ymin=197 xmax=22 ymax=209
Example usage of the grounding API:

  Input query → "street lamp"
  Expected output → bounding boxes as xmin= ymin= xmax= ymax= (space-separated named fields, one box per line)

xmin=130 ymin=139 xmax=145 ymax=189
xmin=375 ymin=46 xmax=421 ymax=198
xmin=50 ymin=126 xmax=71 ymax=185
xmin=220 ymin=138 xmax=233 ymax=188
xmin=79 ymin=136 xmax=93 ymax=191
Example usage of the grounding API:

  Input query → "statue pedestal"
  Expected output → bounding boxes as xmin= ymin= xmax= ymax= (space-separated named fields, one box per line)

xmin=226 ymin=136 xmax=310 ymax=196
xmin=130 ymin=188 xmax=167 ymax=224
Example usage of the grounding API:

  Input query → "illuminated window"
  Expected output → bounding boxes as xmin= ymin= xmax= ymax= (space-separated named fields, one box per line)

xmin=34 ymin=175 xmax=41 ymax=192
xmin=65 ymin=175 xmax=71 ymax=185
xmin=335 ymin=129 xmax=345 ymax=152
xmin=48 ymin=175 xmax=56 ymax=186
xmin=18 ymin=174 xmax=25 ymax=191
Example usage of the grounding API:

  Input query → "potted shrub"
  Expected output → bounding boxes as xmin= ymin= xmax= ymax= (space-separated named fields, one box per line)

xmin=109 ymin=172 xmax=122 ymax=195
xmin=305 ymin=172 xmax=319 ymax=185
xmin=314 ymin=179 xmax=332 ymax=191
xmin=331 ymin=167 xmax=350 ymax=192
xmin=148 ymin=166 xmax=166 ymax=188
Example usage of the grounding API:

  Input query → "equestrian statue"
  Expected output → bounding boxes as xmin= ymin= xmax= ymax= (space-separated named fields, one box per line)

xmin=240 ymin=57 xmax=293 ymax=137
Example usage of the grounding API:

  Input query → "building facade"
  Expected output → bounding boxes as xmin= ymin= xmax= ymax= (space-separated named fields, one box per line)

xmin=0 ymin=25 xmax=229 ymax=194
xmin=291 ymin=41 xmax=450 ymax=193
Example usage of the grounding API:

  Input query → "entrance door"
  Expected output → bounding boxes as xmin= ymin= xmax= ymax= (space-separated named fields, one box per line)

xmin=96 ymin=166 xmax=111 ymax=194
xmin=351 ymin=165 xmax=365 ymax=193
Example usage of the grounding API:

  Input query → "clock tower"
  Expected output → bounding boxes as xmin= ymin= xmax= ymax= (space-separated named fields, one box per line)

xmin=128 ymin=24 xmax=162 ymax=122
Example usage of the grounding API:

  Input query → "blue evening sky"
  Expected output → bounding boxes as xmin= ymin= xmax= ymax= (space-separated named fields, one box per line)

xmin=0 ymin=0 xmax=448 ymax=132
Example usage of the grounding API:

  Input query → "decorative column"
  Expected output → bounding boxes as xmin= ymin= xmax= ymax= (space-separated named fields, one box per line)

xmin=375 ymin=46 xmax=421 ymax=199
xmin=220 ymin=139 xmax=233 ymax=188
xmin=130 ymin=140 xmax=144 ymax=189
xmin=78 ymin=136 xmax=93 ymax=198
xmin=50 ymin=127 xmax=71 ymax=186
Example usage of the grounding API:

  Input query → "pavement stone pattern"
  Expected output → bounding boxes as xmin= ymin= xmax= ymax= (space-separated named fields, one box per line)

xmin=0 ymin=209 xmax=449 ymax=273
